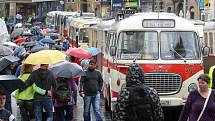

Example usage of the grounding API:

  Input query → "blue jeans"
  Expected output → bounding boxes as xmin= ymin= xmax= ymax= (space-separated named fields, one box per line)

xmin=55 ymin=105 xmax=73 ymax=121
xmin=83 ymin=92 xmax=103 ymax=121
xmin=34 ymin=97 xmax=53 ymax=121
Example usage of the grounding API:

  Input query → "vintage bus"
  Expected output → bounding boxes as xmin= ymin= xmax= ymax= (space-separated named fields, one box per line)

xmin=102 ymin=12 xmax=204 ymax=111
xmin=69 ymin=17 xmax=101 ymax=49
xmin=46 ymin=11 xmax=62 ymax=28
xmin=55 ymin=11 xmax=79 ymax=35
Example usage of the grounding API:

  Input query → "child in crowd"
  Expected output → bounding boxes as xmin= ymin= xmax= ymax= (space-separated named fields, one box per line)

xmin=0 ymin=90 xmax=15 ymax=121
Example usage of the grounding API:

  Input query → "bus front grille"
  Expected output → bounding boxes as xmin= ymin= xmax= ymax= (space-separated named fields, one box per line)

xmin=144 ymin=73 xmax=182 ymax=94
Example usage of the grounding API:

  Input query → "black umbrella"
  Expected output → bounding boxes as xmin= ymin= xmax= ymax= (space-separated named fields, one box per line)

xmin=0 ymin=75 xmax=25 ymax=94
xmin=31 ymin=45 xmax=48 ymax=53
xmin=21 ymin=41 xmax=37 ymax=47
xmin=0 ymin=55 xmax=20 ymax=72
xmin=44 ymin=32 xmax=60 ymax=37
xmin=53 ymin=44 xmax=64 ymax=50
xmin=40 ymin=38 xmax=55 ymax=45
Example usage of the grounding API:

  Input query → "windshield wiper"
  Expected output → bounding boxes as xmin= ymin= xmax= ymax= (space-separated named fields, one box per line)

xmin=170 ymin=45 xmax=187 ymax=63
xmin=133 ymin=46 xmax=146 ymax=63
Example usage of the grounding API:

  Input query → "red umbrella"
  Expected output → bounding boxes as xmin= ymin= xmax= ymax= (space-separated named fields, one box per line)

xmin=66 ymin=48 xmax=92 ymax=59
xmin=14 ymin=38 xmax=26 ymax=45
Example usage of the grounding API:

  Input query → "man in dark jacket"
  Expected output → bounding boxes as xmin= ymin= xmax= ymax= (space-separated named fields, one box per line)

xmin=25 ymin=64 xmax=57 ymax=121
xmin=79 ymin=59 xmax=103 ymax=121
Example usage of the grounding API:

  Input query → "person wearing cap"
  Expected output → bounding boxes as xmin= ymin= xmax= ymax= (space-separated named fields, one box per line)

xmin=79 ymin=59 xmax=103 ymax=121
xmin=179 ymin=74 xmax=215 ymax=121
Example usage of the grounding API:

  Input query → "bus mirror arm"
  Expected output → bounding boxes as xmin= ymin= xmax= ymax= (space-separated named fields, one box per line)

xmin=170 ymin=47 xmax=187 ymax=63
xmin=110 ymin=46 xmax=117 ymax=56
xmin=113 ymin=57 xmax=117 ymax=64
xmin=133 ymin=46 xmax=146 ymax=63
xmin=202 ymin=46 xmax=210 ymax=57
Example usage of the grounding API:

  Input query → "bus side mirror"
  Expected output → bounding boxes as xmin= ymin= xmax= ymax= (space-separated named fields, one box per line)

xmin=110 ymin=46 xmax=116 ymax=56
xmin=202 ymin=46 xmax=210 ymax=57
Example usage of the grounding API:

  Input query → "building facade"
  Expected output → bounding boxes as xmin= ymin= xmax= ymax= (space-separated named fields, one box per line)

xmin=0 ymin=0 xmax=211 ymax=20
xmin=32 ymin=0 xmax=62 ymax=17
xmin=0 ymin=0 xmax=36 ymax=22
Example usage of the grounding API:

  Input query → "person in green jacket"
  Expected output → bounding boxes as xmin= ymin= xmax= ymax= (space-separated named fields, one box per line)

xmin=209 ymin=65 xmax=215 ymax=89
xmin=16 ymin=64 xmax=47 ymax=121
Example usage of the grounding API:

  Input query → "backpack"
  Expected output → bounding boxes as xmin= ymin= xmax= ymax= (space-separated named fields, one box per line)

xmin=54 ymin=78 xmax=72 ymax=103
xmin=127 ymin=84 xmax=155 ymax=121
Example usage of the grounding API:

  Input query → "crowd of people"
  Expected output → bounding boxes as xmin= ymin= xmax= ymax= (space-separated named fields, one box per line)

xmin=1 ymin=17 xmax=215 ymax=121
xmin=0 ymin=17 xmax=103 ymax=121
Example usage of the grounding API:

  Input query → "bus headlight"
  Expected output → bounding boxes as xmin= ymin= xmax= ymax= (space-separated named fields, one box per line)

xmin=188 ymin=83 xmax=198 ymax=92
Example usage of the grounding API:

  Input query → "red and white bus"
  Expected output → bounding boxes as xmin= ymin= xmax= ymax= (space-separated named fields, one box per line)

xmin=102 ymin=12 xmax=204 ymax=111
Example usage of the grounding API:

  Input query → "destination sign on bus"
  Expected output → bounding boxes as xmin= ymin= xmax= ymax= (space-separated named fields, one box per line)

xmin=143 ymin=19 xmax=175 ymax=28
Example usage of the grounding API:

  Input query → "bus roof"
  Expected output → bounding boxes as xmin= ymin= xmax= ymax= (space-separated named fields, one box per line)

xmin=203 ymin=22 xmax=215 ymax=30
xmin=111 ymin=12 xmax=198 ymax=32
xmin=47 ymin=11 xmax=62 ymax=16
xmin=57 ymin=11 xmax=78 ymax=16
xmin=70 ymin=17 xmax=101 ymax=29
xmin=90 ymin=19 xmax=115 ymax=30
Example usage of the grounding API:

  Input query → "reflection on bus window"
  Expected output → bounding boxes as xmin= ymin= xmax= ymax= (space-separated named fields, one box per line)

xmin=117 ymin=31 xmax=158 ymax=60
xmin=161 ymin=32 xmax=200 ymax=60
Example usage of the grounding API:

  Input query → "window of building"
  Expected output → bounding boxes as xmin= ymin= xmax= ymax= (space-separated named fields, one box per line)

xmin=209 ymin=32 xmax=213 ymax=54
xmin=204 ymin=33 xmax=208 ymax=46
xmin=68 ymin=0 xmax=75 ymax=2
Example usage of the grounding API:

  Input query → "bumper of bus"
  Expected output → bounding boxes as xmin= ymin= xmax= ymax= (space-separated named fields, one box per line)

xmin=111 ymin=97 xmax=117 ymax=111
xmin=111 ymin=97 xmax=186 ymax=110
xmin=159 ymin=97 xmax=185 ymax=107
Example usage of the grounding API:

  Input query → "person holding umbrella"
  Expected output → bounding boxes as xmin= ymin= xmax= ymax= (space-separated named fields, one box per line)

xmin=0 ymin=55 xmax=20 ymax=113
xmin=0 ymin=62 xmax=16 ymax=113
xmin=15 ymin=64 xmax=35 ymax=121
xmin=22 ymin=64 xmax=57 ymax=121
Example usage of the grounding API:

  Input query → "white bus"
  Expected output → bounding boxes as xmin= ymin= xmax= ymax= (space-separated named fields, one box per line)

xmin=101 ymin=12 xmax=203 ymax=111
xmin=69 ymin=17 xmax=101 ymax=49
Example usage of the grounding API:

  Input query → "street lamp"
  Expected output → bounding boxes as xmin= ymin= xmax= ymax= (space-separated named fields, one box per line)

xmin=60 ymin=0 xmax=64 ymax=5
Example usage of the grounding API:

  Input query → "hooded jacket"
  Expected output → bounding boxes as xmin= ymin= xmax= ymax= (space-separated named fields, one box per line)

xmin=113 ymin=63 xmax=164 ymax=121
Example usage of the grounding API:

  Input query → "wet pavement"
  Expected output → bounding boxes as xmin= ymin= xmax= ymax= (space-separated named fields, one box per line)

xmin=11 ymin=93 xmax=112 ymax=121
xmin=73 ymin=95 xmax=112 ymax=121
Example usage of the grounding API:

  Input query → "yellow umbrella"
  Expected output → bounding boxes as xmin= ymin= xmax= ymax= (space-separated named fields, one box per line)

xmin=23 ymin=50 xmax=66 ymax=64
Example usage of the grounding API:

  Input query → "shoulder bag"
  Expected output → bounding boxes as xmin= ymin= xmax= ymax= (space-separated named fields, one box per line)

xmin=196 ymin=88 xmax=212 ymax=121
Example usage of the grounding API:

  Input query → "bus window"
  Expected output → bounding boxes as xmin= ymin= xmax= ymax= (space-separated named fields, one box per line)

xmin=117 ymin=31 xmax=158 ymax=60
xmin=161 ymin=32 xmax=200 ymax=60
xmin=105 ymin=33 xmax=111 ymax=54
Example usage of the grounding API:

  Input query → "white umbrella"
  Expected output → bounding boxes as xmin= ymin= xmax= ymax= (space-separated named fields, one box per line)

xmin=3 ymin=42 xmax=17 ymax=47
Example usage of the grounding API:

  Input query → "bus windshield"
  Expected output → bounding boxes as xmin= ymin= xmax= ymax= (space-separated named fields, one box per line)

xmin=117 ymin=31 xmax=158 ymax=60
xmin=160 ymin=32 xmax=200 ymax=60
